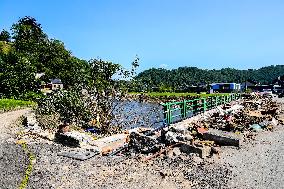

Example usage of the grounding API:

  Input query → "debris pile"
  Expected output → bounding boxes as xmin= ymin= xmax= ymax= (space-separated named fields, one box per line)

xmin=124 ymin=93 xmax=283 ymax=159
xmin=18 ymin=93 xmax=283 ymax=161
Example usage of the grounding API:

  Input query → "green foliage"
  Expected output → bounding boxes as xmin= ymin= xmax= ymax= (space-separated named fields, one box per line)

xmin=0 ymin=41 xmax=12 ymax=55
xmin=245 ymin=88 xmax=253 ymax=93
xmin=88 ymin=59 xmax=121 ymax=90
xmin=0 ymin=50 xmax=39 ymax=98
xmin=135 ymin=65 xmax=284 ymax=92
xmin=36 ymin=57 xmax=139 ymax=134
xmin=0 ymin=16 xmax=93 ymax=98
xmin=12 ymin=16 xmax=47 ymax=54
xmin=19 ymin=142 xmax=35 ymax=189
xmin=37 ymin=88 xmax=93 ymax=124
xmin=21 ymin=91 xmax=45 ymax=101
xmin=0 ymin=29 xmax=11 ymax=42
xmin=0 ymin=99 xmax=35 ymax=111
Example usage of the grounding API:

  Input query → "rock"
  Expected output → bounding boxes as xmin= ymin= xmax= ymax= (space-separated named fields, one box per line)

xmin=192 ymin=155 xmax=204 ymax=164
xmin=165 ymin=131 xmax=179 ymax=143
xmin=211 ymin=146 xmax=221 ymax=154
xmin=167 ymin=150 xmax=174 ymax=159
xmin=172 ymin=147 xmax=181 ymax=156
xmin=55 ymin=132 xmax=80 ymax=147
xmin=176 ymin=134 xmax=193 ymax=142
xmin=170 ymin=124 xmax=190 ymax=135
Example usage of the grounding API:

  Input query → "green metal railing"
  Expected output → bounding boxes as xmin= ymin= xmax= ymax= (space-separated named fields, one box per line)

xmin=162 ymin=93 xmax=242 ymax=125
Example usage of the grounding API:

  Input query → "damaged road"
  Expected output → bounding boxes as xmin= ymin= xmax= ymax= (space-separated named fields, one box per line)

xmin=1 ymin=96 xmax=284 ymax=188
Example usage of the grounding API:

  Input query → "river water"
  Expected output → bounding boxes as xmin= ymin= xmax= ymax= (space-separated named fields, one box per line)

xmin=112 ymin=101 xmax=165 ymax=130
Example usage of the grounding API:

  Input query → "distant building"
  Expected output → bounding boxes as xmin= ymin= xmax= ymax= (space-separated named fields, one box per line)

xmin=241 ymin=80 xmax=259 ymax=90
xmin=35 ymin=72 xmax=45 ymax=79
xmin=272 ymin=75 xmax=284 ymax=93
xmin=210 ymin=83 xmax=241 ymax=93
xmin=42 ymin=78 xmax=63 ymax=91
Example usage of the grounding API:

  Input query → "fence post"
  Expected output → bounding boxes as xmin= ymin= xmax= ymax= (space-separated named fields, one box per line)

xmin=168 ymin=104 xmax=172 ymax=124
xmin=202 ymin=98 xmax=207 ymax=112
xmin=193 ymin=99 xmax=197 ymax=115
xmin=163 ymin=104 xmax=168 ymax=125
xmin=165 ymin=104 xmax=171 ymax=124
xmin=182 ymin=100 xmax=187 ymax=118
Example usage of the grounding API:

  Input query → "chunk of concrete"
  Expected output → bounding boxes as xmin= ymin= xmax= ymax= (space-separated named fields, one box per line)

xmin=180 ymin=143 xmax=211 ymax=158
xmin=92 ymin=133 xmax=129 ymax=154
xmin=202 ymin=129 xmax=242 ymax=147
xmin=170 ymin=124 xmax=190 ymax=135
xmin=128 ymin=132 xmax=161 ymax=154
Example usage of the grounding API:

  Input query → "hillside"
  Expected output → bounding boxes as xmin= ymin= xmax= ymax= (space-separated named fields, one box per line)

xmin=135 ymin=65 xmax=284 ymax=91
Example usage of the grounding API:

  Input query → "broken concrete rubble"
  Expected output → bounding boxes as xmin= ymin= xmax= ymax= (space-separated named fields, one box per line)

xmin=22 ymin=93 xmax=283 ymax=163
xmin=55 ymin=130 xmax=97 ymax=147
xmin=180 ymin=142 xmax=211 ymax=159
xmin=128 ymin=132 xmax=162 ymax=154
xmin=202 ymin=129 xmax=242 ymax=147
xmin=163 ymin=128 xmax=193 ymax=144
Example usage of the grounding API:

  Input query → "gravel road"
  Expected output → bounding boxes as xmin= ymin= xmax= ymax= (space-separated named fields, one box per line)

xmin=0 ymin=109 xmax=30 ymax=189
xmin=218 ymin=98 xmax=284 ymax=189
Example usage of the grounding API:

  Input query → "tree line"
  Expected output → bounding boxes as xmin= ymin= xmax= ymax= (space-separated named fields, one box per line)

xmin=133 ymin=65 xmax=284 ymax=92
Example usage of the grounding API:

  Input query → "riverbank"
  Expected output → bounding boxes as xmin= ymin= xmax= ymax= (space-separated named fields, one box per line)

xmin=128 ymin=92 xmax=231 ymax=104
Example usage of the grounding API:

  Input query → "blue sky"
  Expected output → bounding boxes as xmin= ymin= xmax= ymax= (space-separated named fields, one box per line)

xmin=1 ymin=0 xmax=284 ymax=71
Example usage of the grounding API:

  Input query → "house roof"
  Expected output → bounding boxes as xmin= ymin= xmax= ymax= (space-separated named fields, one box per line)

xmin=50 ymin=78 xmax=63 ymax=84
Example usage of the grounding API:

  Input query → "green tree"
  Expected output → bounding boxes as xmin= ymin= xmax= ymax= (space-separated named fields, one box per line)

xmin=0 ymin=29 xmax=11 ymax=42
xmin=0 ymin=50 xmax=38 ymax=98
xmin=88 ymin=59 xmax=121 ymax=90
xmin=12 ymin=16 xmax=47 ymax=53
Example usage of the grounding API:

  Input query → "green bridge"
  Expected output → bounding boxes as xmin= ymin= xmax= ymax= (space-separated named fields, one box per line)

xmin=162 ymin=93 xmax=242 ymax=125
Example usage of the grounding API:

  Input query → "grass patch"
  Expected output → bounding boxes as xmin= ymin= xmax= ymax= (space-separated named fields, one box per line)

xmin=0 ymin=99 xmax=36 ymax=112
xmin=18 ymin=142 xmax=35 ymax=189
